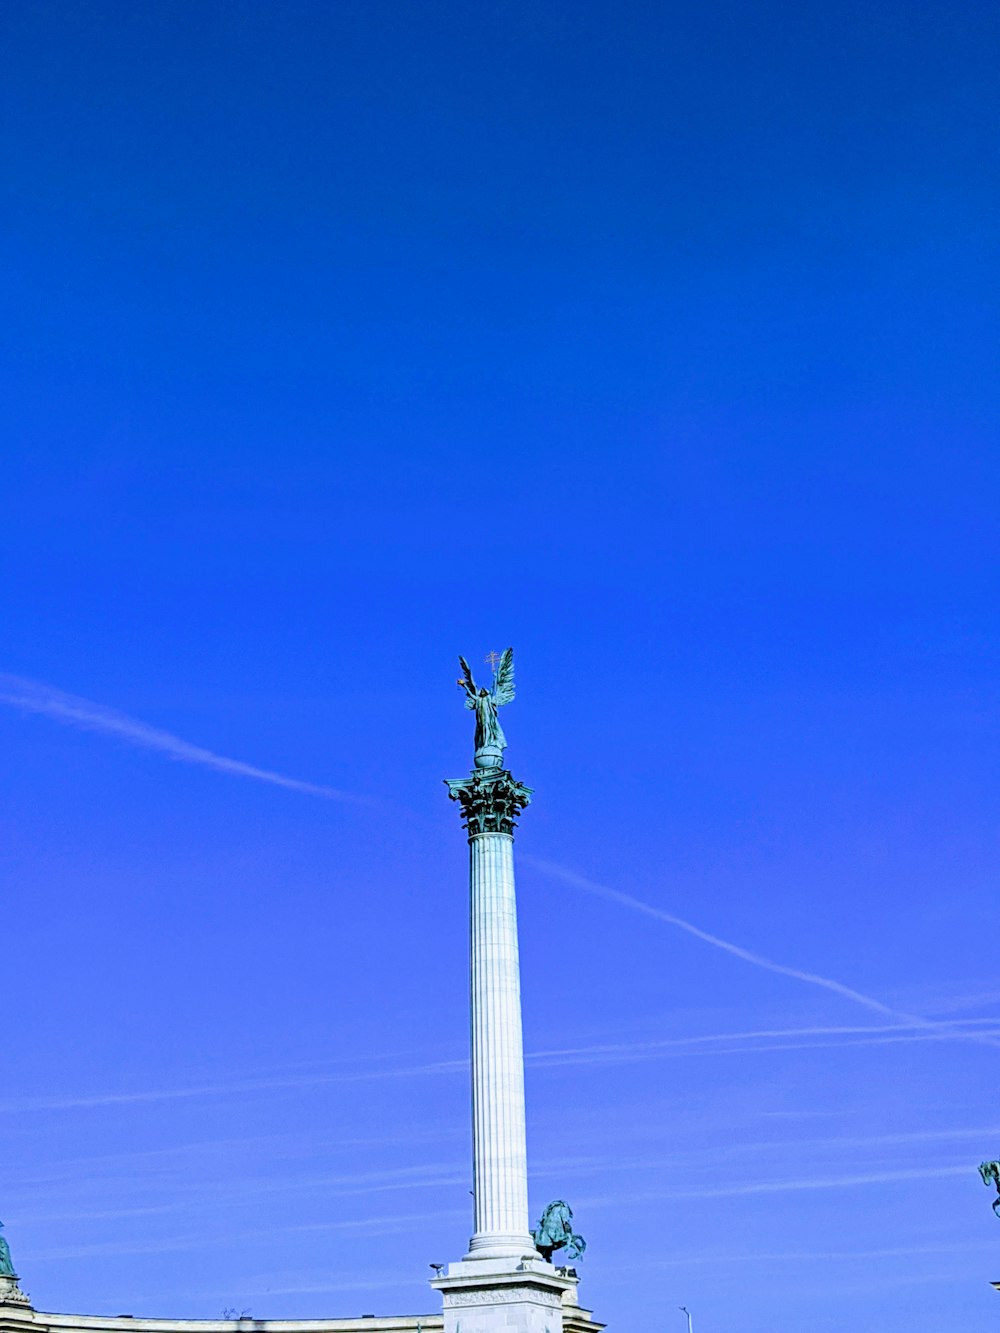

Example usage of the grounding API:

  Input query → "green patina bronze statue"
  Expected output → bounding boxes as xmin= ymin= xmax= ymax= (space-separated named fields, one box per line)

xmin=532 ymin=1200 xmax=586 ymax=1263
xmin=0 ymin=1222 xmax=17 ymax=1279
xmin=979 ymin=1160 xmax=1000 ymax=1216
xmin=447 ymin=647 xmax=531 ymax=833
xmin=457 ymin=648 xmax=515 ymax=770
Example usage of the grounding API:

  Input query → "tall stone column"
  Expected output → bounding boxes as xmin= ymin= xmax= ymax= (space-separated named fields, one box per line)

xmin=464 ymin=792 xmax=533 ymax=1257
xmin=433 ymin=653 xmax=603 ymax=1333
xmin=434 ymin=766 xmax=575 ymax=1333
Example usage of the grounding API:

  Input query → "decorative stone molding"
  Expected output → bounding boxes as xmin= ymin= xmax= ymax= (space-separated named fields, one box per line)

xmin=445 ymin=769 xmax=532 ymax=837
xmin=0 ymin=1313 xmax=438 ymax=1332
xmin=442 ymin=1290 xmax=561 ymax=1310
xmin=0 ymin=1275 xmax=31 ymax=1308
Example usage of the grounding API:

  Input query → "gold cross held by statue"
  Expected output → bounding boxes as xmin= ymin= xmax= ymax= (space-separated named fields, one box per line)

xmin=485 ymin=650 xmax=501 ymax=674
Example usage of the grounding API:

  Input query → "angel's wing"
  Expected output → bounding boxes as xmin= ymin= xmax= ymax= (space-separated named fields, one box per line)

xmin=491 ymin=647 xmax=515 ymax=706
xmin=458 ymin=655 xmax=477 ymax=708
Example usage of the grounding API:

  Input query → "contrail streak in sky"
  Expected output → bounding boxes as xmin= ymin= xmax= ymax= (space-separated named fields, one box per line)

xmin=580 ymin=1163 xmax=973 ymax=1209
xmin=6 ymin=671 xmax=991 ymax=1050
xmin=0 ymin=673 xmax=362 ymax=803
xmin=7 ymin=1020 xmax=998 ymax=1117
xmin=525 ymin=857 xmax=1000 ymax=1048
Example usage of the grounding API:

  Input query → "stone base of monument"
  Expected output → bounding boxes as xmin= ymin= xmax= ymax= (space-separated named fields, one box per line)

xmin=431 ymin=1258 xmax=604 ymax=1333
xmin=0 ymin=1276 xmax=31 ymax=1310
xmin=0 ymin=1271 xmax=33 ymax=1333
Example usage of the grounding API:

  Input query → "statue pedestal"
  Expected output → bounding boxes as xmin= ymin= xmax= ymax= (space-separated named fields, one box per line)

xmin=558 ymin=1274 xmax=603 ymax=1333
xmin=432 ymin=1253 xmax=602 ymax=1333
xmin=431 ymin=1257 xmax=600 ymax=1333
xmin=0 ymin=1274 xmax=31 ymax=1311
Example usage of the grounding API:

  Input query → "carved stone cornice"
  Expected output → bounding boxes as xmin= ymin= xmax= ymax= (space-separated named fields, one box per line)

xmin=442 ymin=1287 xmax=560 ymax=1309
xmin=444 ymin=768 xmax=532 ymax=837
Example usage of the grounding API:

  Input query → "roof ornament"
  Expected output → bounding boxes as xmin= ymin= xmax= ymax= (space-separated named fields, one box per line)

xmin=0 ymin=1221 xmax=30 ymax=1309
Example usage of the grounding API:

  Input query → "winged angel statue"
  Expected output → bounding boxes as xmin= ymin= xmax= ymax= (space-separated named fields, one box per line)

xmin=458 ymin=648 xmax=515 ymax=768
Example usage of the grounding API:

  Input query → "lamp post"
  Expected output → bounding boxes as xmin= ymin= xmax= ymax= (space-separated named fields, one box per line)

xmin=679 ymin=1308 xmax=692 ymax=1333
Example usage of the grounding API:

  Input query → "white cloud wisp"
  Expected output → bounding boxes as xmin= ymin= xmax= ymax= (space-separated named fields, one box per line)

xmin=0 ymin=673 xmax=360 ymax=803
xmin=525 ymin=857 xmax=1000 ymax=1049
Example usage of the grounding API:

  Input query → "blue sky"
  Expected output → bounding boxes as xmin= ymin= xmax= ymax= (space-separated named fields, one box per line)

xmin=2 ymin=2 xmax=999 ymax=1330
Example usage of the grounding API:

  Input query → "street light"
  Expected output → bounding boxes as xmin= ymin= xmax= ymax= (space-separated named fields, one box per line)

xmin=679 ymin=1307 xmax=693 ymax=1333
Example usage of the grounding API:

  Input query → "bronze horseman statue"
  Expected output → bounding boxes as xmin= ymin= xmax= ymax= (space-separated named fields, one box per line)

xmin=980 ymin=1160 xmax=1000 ymax=1217
xmin=532 ymin=1200 xmax=586 ymax=1264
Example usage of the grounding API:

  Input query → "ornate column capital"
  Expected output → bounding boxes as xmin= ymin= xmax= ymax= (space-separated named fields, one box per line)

xmin=445 ymin=768 xmax=533 ymax=837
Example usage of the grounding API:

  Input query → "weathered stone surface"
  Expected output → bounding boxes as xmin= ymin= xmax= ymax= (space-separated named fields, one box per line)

xmin=431 ymin=1262 xmax=602 ymax=1333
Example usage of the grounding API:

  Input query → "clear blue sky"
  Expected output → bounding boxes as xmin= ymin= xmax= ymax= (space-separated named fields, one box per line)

xmin=2 ymin=3 xmax=998 ymax=1330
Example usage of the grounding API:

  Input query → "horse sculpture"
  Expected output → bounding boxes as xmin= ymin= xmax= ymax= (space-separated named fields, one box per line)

xmin=532 ymin=1200 xmax=586 ymax=1263
xmin=979 ymin=1160 xmax=1000 ymax=1216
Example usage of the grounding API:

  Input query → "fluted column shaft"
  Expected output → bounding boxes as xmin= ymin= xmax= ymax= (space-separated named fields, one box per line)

xmin=467 ymin=830 xmax=534 ymax=1258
